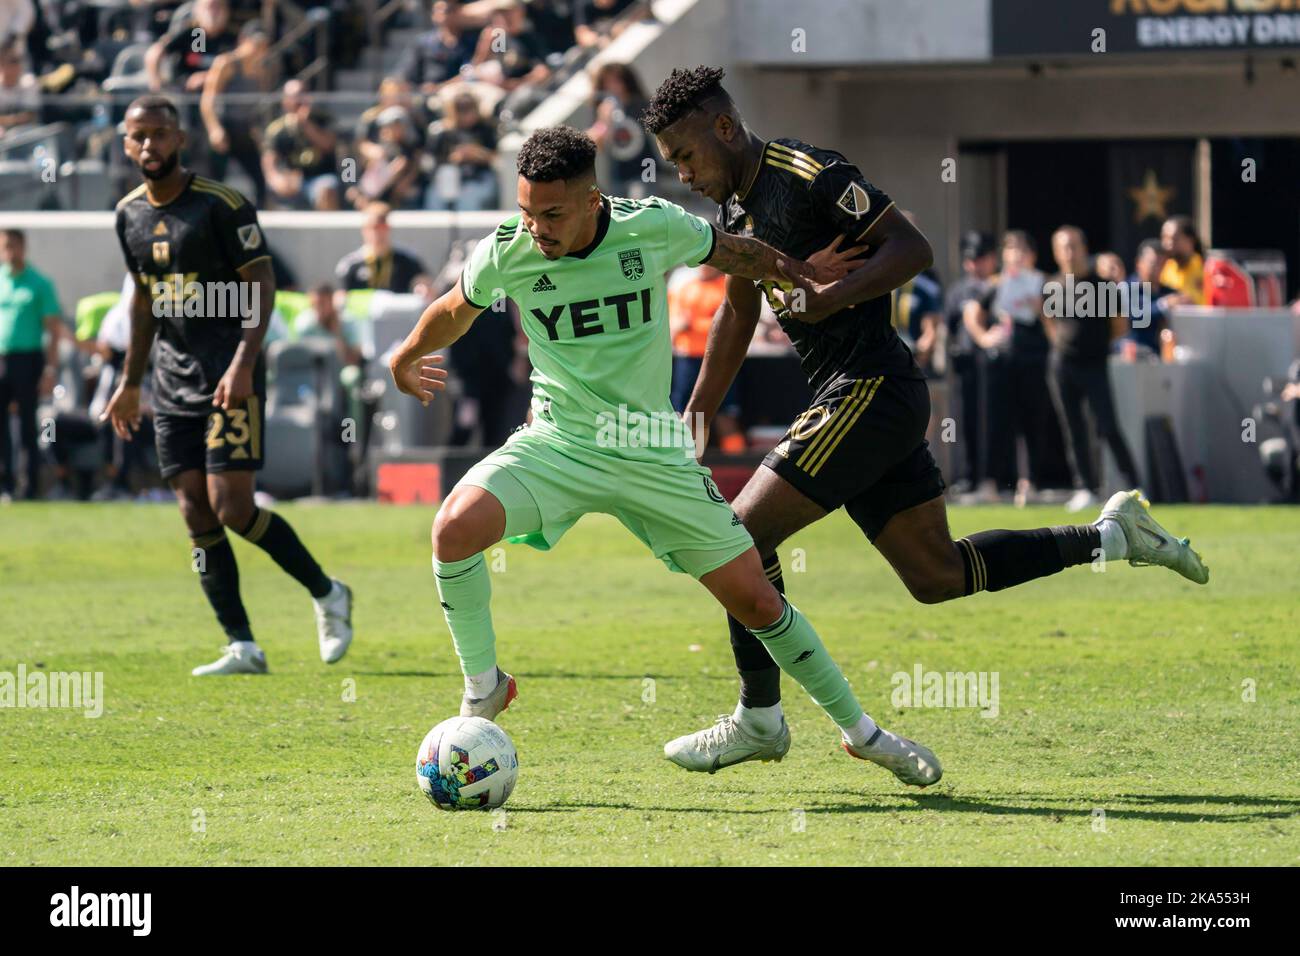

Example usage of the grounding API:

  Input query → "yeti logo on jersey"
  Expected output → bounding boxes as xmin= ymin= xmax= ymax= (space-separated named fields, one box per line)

xmin=835 ymin=182 xmax=872 ymax=219
xmin=237 ymin=224 xmax=263 ymax=250
xmin=619 ymin=248 xmax=644 ymax=281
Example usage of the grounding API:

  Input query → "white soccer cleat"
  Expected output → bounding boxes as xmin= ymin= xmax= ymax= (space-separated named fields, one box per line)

xmin=843 ymin=728 xmax=942 ymax=788
xmin=191 ymin=641 xmax=268 ymax=676
xmin=314 ymin=579 xmax=354 ymax=663
xmin=460 ymin=669 xmax=518 ymax=720
xmin=1065 ymin=489 xmax=1097 ymax=513
xmin=664 ymin=715 xmax=792 ymax=773
xmin=1098 ymin=490 xmax=1209 ymax=585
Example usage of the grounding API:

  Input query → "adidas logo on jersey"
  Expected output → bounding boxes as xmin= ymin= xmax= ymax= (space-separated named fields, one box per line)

xmin=532 ymin=273 xmax=557 ymax=292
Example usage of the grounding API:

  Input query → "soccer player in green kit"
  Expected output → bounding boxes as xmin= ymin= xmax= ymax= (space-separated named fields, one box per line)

xmin=389 ymin=126 xmax=941 ymax=787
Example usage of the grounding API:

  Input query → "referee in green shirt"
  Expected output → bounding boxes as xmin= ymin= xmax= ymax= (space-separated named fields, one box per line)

xmin=0 ymin=229 xmax=64 ymax=500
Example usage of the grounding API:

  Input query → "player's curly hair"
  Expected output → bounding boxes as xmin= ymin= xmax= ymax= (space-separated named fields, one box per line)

xmin=641 ymin=66 xmax=728 ymax=135
xmin=516 ymin=126 xmax=597 ymax=182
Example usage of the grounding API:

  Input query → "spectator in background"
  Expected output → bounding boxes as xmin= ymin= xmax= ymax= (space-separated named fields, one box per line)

xmin=890 ymin=210 xmax=942 ymax=374
xmin=335 ymin=202 xmax=429 ymax=293
xmin=295 ymin=283 xmax=364 ymax=368
xmin=0 ymin=228 xmax=63 ymax=501
xmin=587 ymin=62 xmax=656 ymax=199
xmin=146 ymin=0 xmax=237 ymax=93
xmin=1095 ymin=250 xmax=1126 ymax=284
xmin=525 ymin=0 xmax=577 ymax=57
xmin=1043 ymin=225 xmax=1140 ymax=513
xmin=943 ymin=230 xmax=998 ymax=494
xmin=991 ymin=230 xmax=1048 ymax=506
xmin=200 ymin=20 xmax=274 ymax=206
xmin=0 ymin=0 xmax=33 ymax=60
xmin=398 ymin=0 xmax=475 ymax=95
xmin=351 ymin=77 xmax=427 ymax=209
xmin=1125 ymin=238 xmax=1177 ymax=357
xmin=0 ymin=41 xmax=37 ymax=135
xmin=424 ymin=90 xmax=499 ymax=211
xmin=574 ymin=0 xmax=647 ymax=49
xmin=1160 ymin=214 xmax=1205 ymax=305
xmin=469 ymin=1 xmax=550 ymax=110
xmin=263 ymin=79 xmax=340 ymax=210
xmin=669 ymin=263 xmax=744 ymax=453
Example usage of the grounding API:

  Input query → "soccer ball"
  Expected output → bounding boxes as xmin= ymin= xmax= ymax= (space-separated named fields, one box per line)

xmin=416 ymin=716 xmax=519 ymax=811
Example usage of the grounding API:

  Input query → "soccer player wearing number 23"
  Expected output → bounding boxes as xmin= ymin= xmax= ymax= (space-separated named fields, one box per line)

xmin=103 ymin=95 xmax=353 ymax=677
xmin=390 ymin=126 xmax=943 ymax=787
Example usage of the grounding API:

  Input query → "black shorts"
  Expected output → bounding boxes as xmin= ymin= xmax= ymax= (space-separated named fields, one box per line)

xmin=763 ymin=374 xmax=945 ymax=541
xmin=155 ymin=393 xmax=265 ymax=480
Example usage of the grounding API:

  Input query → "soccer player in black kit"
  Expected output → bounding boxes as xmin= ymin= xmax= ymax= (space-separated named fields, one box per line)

xmin=102 ymin=96 xmax=354 ymax=676
xmin=644 ymin=67 xmax=1209 ymax=775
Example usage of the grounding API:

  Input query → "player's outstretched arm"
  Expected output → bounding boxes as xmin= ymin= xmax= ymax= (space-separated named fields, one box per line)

xmin=101 ymin=279 xmax=156 ymax=440
xmin=778 ymin=206 xmax=933 ymax=324
xmin=389 ymin=281 xmax=483 ymax=406
xmin=683 ymin=276 xmax=762 ymax=445
xmin=705 ymin=230 xmax=817 ymax=285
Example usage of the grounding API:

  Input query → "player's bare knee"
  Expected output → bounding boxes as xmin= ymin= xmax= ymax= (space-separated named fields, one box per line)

xmin=212 ymin=492 xmax=254 ymax=532
xmin=177 ymin=494 xmax=217 ymax=534
xmin=432 ymin=509 xmax=480 ymax=563
xmin=903 ymin=553 xmax=966 ymax=605
xmin=748 ymin=582 xmax=786 ymax=627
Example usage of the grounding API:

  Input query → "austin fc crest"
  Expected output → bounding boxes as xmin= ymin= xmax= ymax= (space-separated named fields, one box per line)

xmin=619 ymin=248 xmax=644 ymax=281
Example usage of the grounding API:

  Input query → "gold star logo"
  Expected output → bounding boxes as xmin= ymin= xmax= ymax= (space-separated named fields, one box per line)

xmin=1128 ymin=169 xmax=1175 ymax=224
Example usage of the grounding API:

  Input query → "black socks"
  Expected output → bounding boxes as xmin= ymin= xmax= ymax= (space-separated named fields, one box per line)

xmin=956 ymin=525 xmax=1101 ymax=594
xmin=191 ymin=528 xmax=253 ymax=642
xmin=236 ymin=507 xmax=332 ymax=599
xmin=727 ymin=553 xmax=785 ymax=708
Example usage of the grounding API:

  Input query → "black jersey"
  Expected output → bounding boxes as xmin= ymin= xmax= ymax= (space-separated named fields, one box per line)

xmin=718 ymin=137 xmax=921 ymax=392
xmin=115 ymin=174 xmax=271 ymax=416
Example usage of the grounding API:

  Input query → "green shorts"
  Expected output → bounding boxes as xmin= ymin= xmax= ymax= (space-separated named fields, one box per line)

xmin=457 ymin=424 xmax=753 ymax=579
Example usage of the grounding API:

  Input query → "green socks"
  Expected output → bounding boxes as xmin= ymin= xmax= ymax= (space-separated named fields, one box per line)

xmin=433 ymin=553 xmax=497 ymax=676
xmin=749 ymin=598 xmax=865 ymax=729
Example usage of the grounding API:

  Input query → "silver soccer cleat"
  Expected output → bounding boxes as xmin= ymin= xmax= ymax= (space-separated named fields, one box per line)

xmin=460 ymin=669 xmax=517 ymax=720
xmin=191 ymin=641 xmax=268 ymax=676
xmin=843 ymin=728 xmax=943 ymax=788
xmin=1098 ymin=490 xmax=1209 ymax=585
xmin=664 ymin=714 xmax=792 ymax=773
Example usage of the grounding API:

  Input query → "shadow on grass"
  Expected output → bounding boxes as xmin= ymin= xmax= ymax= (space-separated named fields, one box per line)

xmin=507 ymin=792 xmax=1300 ymax=824
xmin=356 ymin=671 xmax=731 ymax=681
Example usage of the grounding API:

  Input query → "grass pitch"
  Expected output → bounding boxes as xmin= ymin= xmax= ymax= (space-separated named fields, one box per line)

xmin=1 ymin=500 xmax=1297 ymax=866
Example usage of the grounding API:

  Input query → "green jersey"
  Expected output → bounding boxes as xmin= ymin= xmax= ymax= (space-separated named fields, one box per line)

xmin=460 ymin=195 xmax=716 ymax=463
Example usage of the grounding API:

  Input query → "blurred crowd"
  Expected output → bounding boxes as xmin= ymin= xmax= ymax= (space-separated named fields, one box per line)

xmin=0 ymin=0 xmax=650 ymax=210
xmin=930 ymin=215 xmax=1206 ymax=511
